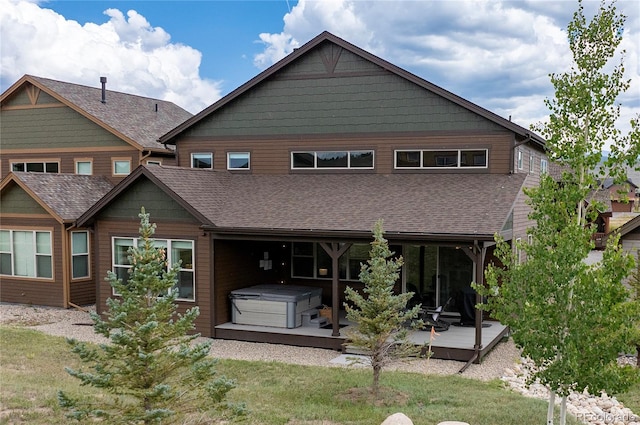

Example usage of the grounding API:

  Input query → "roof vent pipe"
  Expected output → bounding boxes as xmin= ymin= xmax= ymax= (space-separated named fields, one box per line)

xmin=100 ymin=77 xmax=107 ymax=104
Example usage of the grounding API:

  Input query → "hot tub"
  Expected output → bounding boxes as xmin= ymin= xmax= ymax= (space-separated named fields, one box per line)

xmin=229 ymin=284 xmax=322 ymax=328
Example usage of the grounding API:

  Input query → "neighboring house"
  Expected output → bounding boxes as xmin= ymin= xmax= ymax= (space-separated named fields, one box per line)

xmin=609 ymin=214 xmax=640 ymax=286
xmin=0 ymin=75 xmax=193 ymax=307
xmin=0 ymin=172 xmax=112 ymax=307
xmin=77 ymin=32 xmax=548 ymax=361
xmin=0 ymin=75 xmax=193 ymax=183
xmin=601 ymin=178 xmax=639 ymax=213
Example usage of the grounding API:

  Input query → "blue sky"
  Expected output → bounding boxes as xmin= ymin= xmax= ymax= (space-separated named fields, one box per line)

xmin=1 ymin=0 xmax=638 ymax=141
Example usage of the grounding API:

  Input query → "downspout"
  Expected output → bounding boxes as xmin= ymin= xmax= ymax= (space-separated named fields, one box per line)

xmin=511 ymin=133 xmax=532 ymax=174
xmin=459 ymin=241 xmax=486 ymax=373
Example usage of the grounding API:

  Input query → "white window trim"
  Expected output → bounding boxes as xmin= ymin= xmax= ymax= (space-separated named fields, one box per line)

xmin=0 ymin=229 xmax=53 ymax=279
xmin=71 ymin=231 xmax=90 ymax=280
xmin=394 ymin=149 xmax=488 ymax=169
xmin=540 ymin=158 xmax=548 ymax=175
xmin=517 ymin=150 xmax=523 ymax=170
xmin=146 ymin=160 xmax=162 ymax=165
xmin=529 ymin=154 xmax=535 ymax=174
xmin=191 ymin=152 xmax=213 ymax=169
xmin=75 ymin=159 xmax=93 ymax=175
xmin=227 ymin=152 xmax=250 ymax=170
xmin=291 ymin=150 xmax=375 ymax=170
xmin=111 ymin=236 xmax=195 ymax=301
xmin=112 ymin=159 xmax=131 ymax=176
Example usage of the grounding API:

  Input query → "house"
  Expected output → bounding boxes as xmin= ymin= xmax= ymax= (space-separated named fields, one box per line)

xmin=0 ymin=75 xmax=193 ymax=307
xmin=0 ymin=75 xmax=193 ymax=183
xmin=0 ymin=172 xmax=112 ymax=307
xmin=601 ymin=178 xmax=639 ymax=213
xmin=613 ymin=214 xmax=640 ymax=285
xmin=77 ymin=32 xmax=548 ymax=362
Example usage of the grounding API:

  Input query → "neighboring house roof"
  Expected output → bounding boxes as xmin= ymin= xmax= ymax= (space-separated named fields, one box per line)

xmin=1 ymin=172 xmax=113 ymax=223
xmin=0 ymin=75 xmax=193 ymax=153
xmin=615 ymin=214 xmax=640 ymax=238
xmin=159 ymin=31 xmax=544 ymax=148
xmin=79 ymin=165 xmax=527 ymax=241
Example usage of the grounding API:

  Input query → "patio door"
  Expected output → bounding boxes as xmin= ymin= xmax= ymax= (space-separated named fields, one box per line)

xmin=403 ymin=245 xmax=474 ymax=312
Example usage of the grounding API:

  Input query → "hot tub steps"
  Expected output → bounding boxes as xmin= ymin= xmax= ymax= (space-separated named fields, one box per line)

xmin=301 ymin=309 xmax=328 ymax=328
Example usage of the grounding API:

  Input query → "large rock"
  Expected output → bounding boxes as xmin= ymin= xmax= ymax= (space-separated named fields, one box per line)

xmin=381 ymin=412 xmax=413 ymax=425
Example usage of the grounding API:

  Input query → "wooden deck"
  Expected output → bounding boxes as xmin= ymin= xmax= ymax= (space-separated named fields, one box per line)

xmin=214 ymin=316 xmax=509 ymax=363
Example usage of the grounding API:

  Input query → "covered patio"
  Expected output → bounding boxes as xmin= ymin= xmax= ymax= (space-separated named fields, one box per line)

xmin=214 ymin=312 xmax=508 ymax=363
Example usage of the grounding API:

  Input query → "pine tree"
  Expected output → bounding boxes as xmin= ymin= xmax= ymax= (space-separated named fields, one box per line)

xmin=344 ymin=219 xmax=422 ymax=399
xmin=58 ymin=208 xmax=236 ymax=424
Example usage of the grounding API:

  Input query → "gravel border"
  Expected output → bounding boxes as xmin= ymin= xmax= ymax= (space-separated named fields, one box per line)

xmin=0 ymin=303 xmax=519 ymax=380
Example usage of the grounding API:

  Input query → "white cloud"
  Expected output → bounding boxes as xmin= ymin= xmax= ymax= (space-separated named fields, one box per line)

xmin=256 ymin=0 xmax=640 ymax=146
xmin=0 ymin=0 xmax=221 ymax=113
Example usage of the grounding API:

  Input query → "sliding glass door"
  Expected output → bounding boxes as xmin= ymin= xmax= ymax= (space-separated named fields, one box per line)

xmin=403 ymin=245 xmax=473 ymax=312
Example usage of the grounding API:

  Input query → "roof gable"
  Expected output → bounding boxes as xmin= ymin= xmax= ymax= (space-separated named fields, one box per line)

xmin=1 ymin=75 xmax=193 ymax=152
xmin=0 ymin=181 xmax=49 ymax=216
xmin=162 ymin=32 xmax=544 ymax=147
xmin=0 ymin=172 xmax=113 ymax=223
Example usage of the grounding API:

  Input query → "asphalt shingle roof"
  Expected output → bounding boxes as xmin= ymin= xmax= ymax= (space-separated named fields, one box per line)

xmin=10 ymin=172 xmax=113 ymax=222
xmin=27 ymin=76 xmax=193 ymax=151
xmin=140 ymin=166 xmax=527 ymax=239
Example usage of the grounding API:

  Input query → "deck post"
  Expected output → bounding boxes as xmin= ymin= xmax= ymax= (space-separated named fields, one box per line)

xmin=319 ymin=242 xmax=351 ymax=337
xmin=473 ymin=242 xmax=487 ymax=363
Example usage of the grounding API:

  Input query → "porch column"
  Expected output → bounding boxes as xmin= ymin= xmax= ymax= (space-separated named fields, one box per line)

xmin=461 ymin=242 xmax=486 ymax=363
xmin=319 ymin=242 xmax=351 ymax=336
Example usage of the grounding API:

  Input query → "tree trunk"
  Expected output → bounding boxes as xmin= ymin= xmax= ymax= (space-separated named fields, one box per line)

xmin=560 ymin=395 xmax=567 ymax=425
xmin=372 ymin=364 xmax=381 ymax=399
xmin=637 ymin=345 xmax=639 ymax=367
xmin=547 ymin=391 xmax=555 ymax=425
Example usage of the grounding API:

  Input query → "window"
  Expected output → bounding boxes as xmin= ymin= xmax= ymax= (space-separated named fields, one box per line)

xmin=75 ymin=160 xmax=92 ymax=175
xmin=291 ymin=242 xmax=369 ymax=280
xmin=113 ymin=159 xmax=131 ymax=176
xmin=516 ymin=238 xmax=523 ymax=264
xmin=146 ymin=160 xmax=162 ymax=165
xmin=11 ymin=161 xmax=59 ymax=173
xmin=395 ymin=149 xmax=488 ymax=169
xmin=540 ymin=158 xmax=548 ymax=174
xmin=517 ymin=151 xmax=523 ymax=170
xmin=191 ymin=153 xmax=213 ymax=169
xmin=71 ymin=231 xmax=90 ymax=279
xmin=291 ymin=150 xmax=374 ymax=169
xmin=112 ymin=237 xmax=195 ymax=301
xmin=227 ymin=152 xmax=250 ymax=170
xmin=0 ymin=230 xmax=52 ymax=279
xmin=529 ymin=154 xmax=534 ymax=174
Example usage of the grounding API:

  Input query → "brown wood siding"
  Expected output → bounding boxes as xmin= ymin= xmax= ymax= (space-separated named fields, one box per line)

xmin=0 ymin=217 xmax=65 ymax=307
xmin=177 ymin=133 xmax=514 ymax=175
xmin=93 ymin=219 xmax=213 ymax=336
xmin=1 ymin=149 xmax=142 ymax=184
xmin=69 ymin=278 xmax=96 ymax=306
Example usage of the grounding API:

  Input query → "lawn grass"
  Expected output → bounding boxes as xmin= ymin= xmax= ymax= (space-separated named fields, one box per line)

xmin=0 ymin=324 xmax=617 ymax=425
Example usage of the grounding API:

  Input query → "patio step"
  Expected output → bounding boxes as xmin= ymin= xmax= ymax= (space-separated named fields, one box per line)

xmin=301 ymin=309 xmax=328 ymax=328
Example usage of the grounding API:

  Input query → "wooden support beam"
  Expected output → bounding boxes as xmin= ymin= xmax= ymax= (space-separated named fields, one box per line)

xmin=319 ymin=242 xmax=351 ymax=336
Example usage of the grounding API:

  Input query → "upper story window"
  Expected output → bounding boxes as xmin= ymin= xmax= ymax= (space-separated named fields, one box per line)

xmin=517 ymin=150 xmax=523 ymax=170
xmin=146 ymin=160 xmax=162 ymax=165
xmin=291 ymin=150 xmax=374 ymax=169
xmin=529 ymin=154 xmax=535 ymax=174
xmin=395 ymin=149 xmax=487 ymax=169
xmin=227 ymin=152 xmax=250 ymax=170
xmin=191 ymin=153 xmax=213 ymax=169
xmin=0 ymin=229 xmax=52 ymax=279
xmin=540 ymin=158 xmax=548 ymax=175
xmin=75 ymin=160 xmax=92 ymax=175
xmin=113 ymin=159 xmax=131 ymax=176
xmin=112 ymin=237 xmax=195 ymax=301
xmin=11 ymin=161 xmax=59 ymax=173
